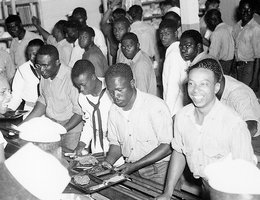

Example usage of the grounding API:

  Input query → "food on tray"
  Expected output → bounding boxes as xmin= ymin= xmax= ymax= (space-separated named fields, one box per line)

xmin=87 ymin=165 xmax=106 ymax=174
xmin=75 ymin=155 xmax=98 ymax=166
xmin=73 ymin=174 xmax=90 ymax=186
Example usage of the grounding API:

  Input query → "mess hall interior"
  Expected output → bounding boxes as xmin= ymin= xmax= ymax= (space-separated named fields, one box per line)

xmin=0 ymin=0 xmax=260 ymax=199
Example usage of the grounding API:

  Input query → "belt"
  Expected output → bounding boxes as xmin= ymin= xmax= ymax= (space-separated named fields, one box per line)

xmin=236 ymin=61 xmax=254 ymax=65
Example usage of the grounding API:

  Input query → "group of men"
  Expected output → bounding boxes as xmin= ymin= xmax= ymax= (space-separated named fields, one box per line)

xmin=0 ymin=0 xmax=259 ymax=199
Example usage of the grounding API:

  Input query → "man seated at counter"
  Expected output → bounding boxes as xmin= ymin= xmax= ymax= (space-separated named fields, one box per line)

xmin=102 ymin=63 xmax=173 ymax=185
xmin=155 ymin=58 xmax=255 ymax=200
xmin=23 ymin=45 xmax=83 ymax=151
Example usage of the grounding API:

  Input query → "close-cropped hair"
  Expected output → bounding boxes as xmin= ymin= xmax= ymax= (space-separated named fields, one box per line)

xmin=128 ymin=5 xmax=143 ymax=20
xmin=163 ymin=11 xmax=181 ymax=24
xmin=121 ymin=32 xmax=139 ymax=44
xmin=113 ymin=16 xmax=130 ymax=29
xmin=78 ymin=26 xmax=95 ymax=37
xmin=66 ymin=19 xmax=80 ymax=30
xmin=37 ymin=45 xmax=59 ymax=61
xmin=204 ymin=9 xmax=222 ymax=23
xmin=5 ymin=14 xmax=22 ymax=24
xmin=187 ymin=58 xmax=223 ymax=83
xmin=112 ymin=8 xmax=126 ymax=18
xmin=180 ymin=30 xmax=203 ymax=46
xmin=28 ymin=39 xmax=44 ymax=48
xmin=159 ymin=19 xmax=178 ymax=32
xmin=239 ymin=0 xmax=254 ymax=11
xmin=105 ymin=63 xmax=133 ymax=83
xmin=54 ymin=20 xmax=68 ymax=36
xmin=71 ymin=59 xmax=95 ymax=79
xmin=72 ymin=7 xmax=87 ymax=17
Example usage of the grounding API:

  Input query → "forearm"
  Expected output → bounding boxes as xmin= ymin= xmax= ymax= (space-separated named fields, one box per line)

xmin=34 ymin=23 xmax=50 ymax=41
xmin=23 ymin=101 xmax=46 ymax=123
xmin=0 ymin=144 xmax=5 ymax=163
xmin=105 ymin=144 xmax=122 ymax=165
xmin=133 ymin=143 xmax=172 ymax=171
xmin=63 ymin=113 xmax=82 ymax=132
xmin=246 ymin=120 xmax=258 ymax=137
xmin=164 ymin=150 xmax=186 ymax=196
xmin=101 ymin=7 xmax=113 ymax=27
xmin=252 ymin=58 xmax=260 ymax=81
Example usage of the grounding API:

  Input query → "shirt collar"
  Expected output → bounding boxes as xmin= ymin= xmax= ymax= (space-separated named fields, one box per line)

xmin=166 ymin=41 xmax=180 ymax=56
xmin=132 ymin=50 xmax=142 ymax=63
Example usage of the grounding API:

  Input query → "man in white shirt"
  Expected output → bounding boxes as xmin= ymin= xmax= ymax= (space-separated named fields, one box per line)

xmin=8 ymin=39 xmax=44 ymax=115
xmin=159 ymin=19 xmax=188 ymax=119
xmin=68 ymin=7 xmax=107 ymax=67
xmin=71 ymin=59 xmax=111 ymax=154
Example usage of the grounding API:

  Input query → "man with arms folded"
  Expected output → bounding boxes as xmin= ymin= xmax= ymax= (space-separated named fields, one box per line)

xmin=155 ymin=58 xmax=255 ymax=200
xmin=102 ymin=63 xmax=173 ymax=184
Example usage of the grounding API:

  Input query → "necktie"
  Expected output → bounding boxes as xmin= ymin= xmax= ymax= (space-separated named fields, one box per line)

xmin=30 ymin=64 xmax=41 ymax=97
xmin=86 ymin=88 xmax=106 ymax=151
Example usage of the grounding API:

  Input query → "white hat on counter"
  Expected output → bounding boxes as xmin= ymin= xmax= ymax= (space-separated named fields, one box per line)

xmin=204 ymin=157 xmax=260 ymax=194
xmin=2 ymin=143 xmax=70 ymax=200
xmin=19 ymin=117 xmax=66 ymax=143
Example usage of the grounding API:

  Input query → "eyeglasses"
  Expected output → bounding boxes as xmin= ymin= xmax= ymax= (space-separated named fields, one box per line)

xmin=35 ymin=64 xmax=49 ymax=69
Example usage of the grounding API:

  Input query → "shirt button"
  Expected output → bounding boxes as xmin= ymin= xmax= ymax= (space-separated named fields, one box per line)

xmin=129 ymin=134 xmax=131 ymax=136
xmin=198 ymin=148 xmax=201 ymax=151
xmin=131 ymin=148 xmax=134 ymax=150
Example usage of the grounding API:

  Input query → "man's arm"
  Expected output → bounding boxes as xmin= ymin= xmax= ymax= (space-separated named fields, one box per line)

xmin=250 ymin=58 xmax=260 ymax=92
xmin=23 ymin=101 xmax=46 ymax=123
xmin=32 ymin=16 xmax=50 ymax=41
xmin=63 ymin=113 xmax=82 ymax=132
xmin=246 ymin=120 xmax=258 ymax=137
xmin=116 ymin=143 xmax=171 ymax=174
xmin=104 ymin=144 xmax=122 ymax=165
xmin=155 ymin=150 xmax=186 ymax=200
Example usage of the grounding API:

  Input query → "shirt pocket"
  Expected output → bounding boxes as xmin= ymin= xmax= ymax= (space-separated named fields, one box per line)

xmin=203 ymin=138 xmax=225 ymax=160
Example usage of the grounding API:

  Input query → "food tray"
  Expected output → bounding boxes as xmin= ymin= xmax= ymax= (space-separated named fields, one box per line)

xmin=70 ymin=173 xmax=127 ymax=194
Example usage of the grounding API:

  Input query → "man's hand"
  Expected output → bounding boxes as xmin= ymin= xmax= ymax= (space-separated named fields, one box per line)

xmin=32 ymin=16 xmax=41 ymax=26
xmin=101 ymin=160 xmax=113 ymax=169
xmin=154 ymin=193 xmax=171 ymax=200
xmin=114 ymin=162 xmax=137 ymax=175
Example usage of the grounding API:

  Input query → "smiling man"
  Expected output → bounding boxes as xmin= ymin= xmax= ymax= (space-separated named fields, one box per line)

xmin=121 ymin=32 xmax=157 ymax=96
xmin=155 ymin=58 xmax=255 ymax=200
xmin=24 ymin=45 xmax=83 ymax=151
xmin=102 ymin=63 xmax=173 ymax=185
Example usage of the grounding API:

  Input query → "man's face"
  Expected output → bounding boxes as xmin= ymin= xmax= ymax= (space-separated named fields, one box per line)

xmin=72 ymin=72 xmax=96 ymax=95
xmin=188 ymin=68 xmax=219 ymax=111
xmin=78 ymin=32 xmax=92 ymax=49
xmin=52 ymin=27 xmax=61 ymax=41
xmin=159 ymin=27 xmax=175 ymax=48
xmin=36 ymin=54 xmax=59 ymax=79
xmin=106 ymin=76 xmax=134 ymax=108
xmin=179 ymin=37 xmax=198 ymax=61
xmin=121 ymin=39 xmax=139 ymax=59
xmin=27 ymin=45 xmax=41 ymax=64
xmin=66 ymin=27 xmax=78 ymax=43
xmin=6 ymin=21 xmax=22 ymax=38
xmin=0 ymin=79 xmax=11 ymax=114
xmin=72 ymin=13 xmax=86 ymax=26
xmin=240 ymin=2 xmax=254 ymax=24
xmin=113 ymin=22 xmax=128 ymax=42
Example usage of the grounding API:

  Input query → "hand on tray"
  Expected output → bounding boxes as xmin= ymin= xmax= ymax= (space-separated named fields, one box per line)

xmin=114 ymin=162 xmax=137 ymax=175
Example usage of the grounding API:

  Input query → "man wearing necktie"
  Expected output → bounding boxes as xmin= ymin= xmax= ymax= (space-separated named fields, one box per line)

xmin=8 ymin=39 xmax=44 ymax=117
xmin=71 ymin=59 xmax=112 ymax=154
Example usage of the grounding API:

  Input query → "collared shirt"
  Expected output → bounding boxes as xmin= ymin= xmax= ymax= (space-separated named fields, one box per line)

xmin=37 ymin=63 xmax=82 ymax=121
xmin=9 ymin=30 xmax=42 ymax=68
xmin=209 ymin=22 xmax=234 ymax=61
xmin=221 ymin=75 xmax=260 ymax=137
xmin=130 ymin=50 xmax=157 ymax=96
xmin=130 ymin=21 xmax=157 ymax=58
xmin=232 ymin=18 xmax=260 ymax=61
xmin=78 ymin=78 xmax=112 ymax=153
xmin=116 ymin=43 xmax=131 ymax=65
xmin=162 ymin=41 xmax=188 ymax=117
xmin=47 ymin=35 xmax=72 ymax=66
xmin=0 ymin=49 xmax=15 ymax=82
xmin=68 ymin=26 xmax=108 ymax=68
xmin=8 ymin=60 xmax=39 ymax=112
xmin=108 ymin=89 xmax=173 ymax=163
xmin=82 ymin=44 xmax=108 ymax=77
xmin=172 ymin=99 xmax=254 ymax=179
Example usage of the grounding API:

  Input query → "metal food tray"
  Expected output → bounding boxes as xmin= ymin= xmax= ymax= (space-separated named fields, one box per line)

xmin=69 ymin=173 xmax=127 ymax=194
xmin=0 ymin=110 xmax=28 ymax=119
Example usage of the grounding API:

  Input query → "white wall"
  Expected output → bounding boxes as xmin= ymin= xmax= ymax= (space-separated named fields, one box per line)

xmin=219 ymin=0 xmax=240 ymax=26
xmin=39 ymin=0 xmax=102 ymax=32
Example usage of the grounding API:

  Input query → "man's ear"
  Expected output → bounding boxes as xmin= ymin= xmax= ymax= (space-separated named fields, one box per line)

xmin=55 ymin=59 xmax=61 ymax=66
xmin=128 ymin=27 xmax=131 ymax=32
xmin=137 ymin=42 xmax=140 ymax=49
xmin=130 ymin=79 xmax=135 ymax=88
xmin=214 ymin=82 xmax=220 ymax=94
xmin=91 ymin=36 xmax=94 ymax=42
xmin=197 ymin=43 xmax=203 ymax=52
